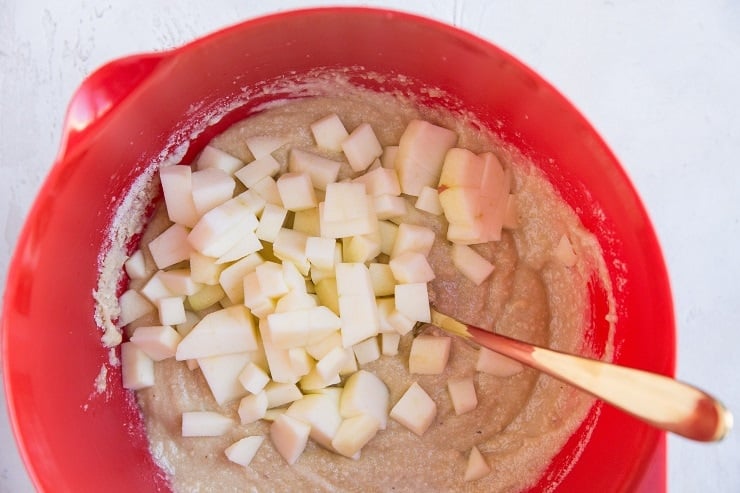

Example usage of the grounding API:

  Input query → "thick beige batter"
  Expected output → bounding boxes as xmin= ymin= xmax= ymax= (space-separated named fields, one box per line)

xmin=128 ymin=88 xmax=613 ymax=492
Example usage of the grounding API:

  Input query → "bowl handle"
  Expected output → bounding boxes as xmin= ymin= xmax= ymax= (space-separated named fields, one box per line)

xmin=57 ymin=53 xmax=166 ymax=160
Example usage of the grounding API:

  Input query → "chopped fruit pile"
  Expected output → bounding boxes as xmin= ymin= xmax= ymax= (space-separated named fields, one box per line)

xmin=118 ymin=113 xmax=574 ymax=482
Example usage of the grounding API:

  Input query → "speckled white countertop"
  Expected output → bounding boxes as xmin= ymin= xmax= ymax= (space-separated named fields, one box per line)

xmin=1 ymin=1 xmax=738 ymax=492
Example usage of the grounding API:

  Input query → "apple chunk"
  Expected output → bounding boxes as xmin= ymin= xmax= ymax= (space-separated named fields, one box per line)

xmin=181 ymin=411 xmax=233 ymax=437
xmin=447 ymin=377 xmax=478 ymax=415
xmin=389 ymin=382 xmax=437 ymax=436
xmin=270 ymin=414 xmax=311 ymax=465
xmin=464 ymin=446 xmax=491 ymax=482
xmin=225 ymin=435 xmax=264 ymax=467
xmin=408 ymin=335 xmax=451 ymax=375
xmin=175 ymin=305 xmax=258 ymax=360
xmin=331 ymin=414 xmax=380 ymax=458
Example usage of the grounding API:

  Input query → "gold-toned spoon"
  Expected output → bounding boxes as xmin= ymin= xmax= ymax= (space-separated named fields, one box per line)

xmin=427 ymin=309 xmax=732 ymax=442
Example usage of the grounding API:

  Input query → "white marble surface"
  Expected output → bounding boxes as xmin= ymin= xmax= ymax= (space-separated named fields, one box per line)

xmin=1 ymin=1 xmax=738 ymax=492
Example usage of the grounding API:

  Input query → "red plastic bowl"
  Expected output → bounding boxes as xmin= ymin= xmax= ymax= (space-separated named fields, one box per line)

xmin=1 ymin=7 xmax=674 ymax=493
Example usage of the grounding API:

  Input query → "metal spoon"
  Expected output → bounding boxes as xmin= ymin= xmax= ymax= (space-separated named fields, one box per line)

xmin=426 ymin=308 xmax=732 ymax=442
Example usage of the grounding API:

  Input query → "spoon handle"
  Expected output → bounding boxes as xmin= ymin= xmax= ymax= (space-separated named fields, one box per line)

xmin=430 ymin=310 xmax=732 ymax=442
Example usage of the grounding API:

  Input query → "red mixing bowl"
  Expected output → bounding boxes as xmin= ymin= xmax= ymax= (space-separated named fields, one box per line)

xmin=1 ymin=7 xmax=674 ymax=492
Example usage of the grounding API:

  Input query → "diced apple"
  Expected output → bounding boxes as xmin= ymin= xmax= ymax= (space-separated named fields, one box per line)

xmin=335 ymin=263 xmax=374 ymax=297
xmin=331 ymin=414 xmax=380 ymax=458
xmin=306 ymin=236 xmax=337 ymax=270
xmin=553 ymin=234 xmax=577 ymax=267
xmin=157 ymin=296 xmax=187 ymax=326
xmin=339 ymin=293 xmax=380 ymax=348
xmin=233 ymin=189 xmax=267 ymax=217
xmin=159 ymin=269 xmax=202 ymax=296
xmin=288 ymin=149 xmax=342 ymax=191
xmin=220 ymin=252 xmax=264 ymax=303
xmin=270 ymin=414 xmax=311 ymax=465
xmin=273 ymin=228 xmax=310 ymax=275
xmin=131 ymin=325 xmax=182 ymax=361
xmin=342 ymin=233 xmax=381 ymax=263
xmin=389 ymin=382 xmax=437 ymax=436
xmin=255 ymin=204 xmax=288 ymax=243
xmin=243 ymin=272 xmax=276 ymax=318
xmin=394 ymin=283 xmax=431 ymax=323
xmin=476 ymin=347 xmax=524 ymax=377
xmin=280 ymin=259 xmax=306 ymax=292
xmin=368 ymin=263 xmax=396 ymax=297
xmin=353 ymin=336 xmax=381 ymax=365
xmin=196 ymin=145 xmax=245 ymax=175
xmin=192 ymin=168 xmax=236 ymax=216
xmin=181 ymin=411 xmax=233 ymax=437
xmin=261 ymin=407 xmax=288 ymax=422
xmin=292 ymin=207 xmax=321 ymax=236
xmin=288 ymin=348 xmax=313 ymax=377
xmin=264 ymin=381 xmax=303 ymax=409
xmin=340 ymin=370 xmax=389 ymax=430
xmin=121 ymin=342 xmax=154 ymax=390
xmin=238 ymin=391 xmax=269 ymax=424
xmin=310 ymin=113 xmax=349 ymax=152
xmin=234 ymin=154 xmax=281 ymax=188
xmin=451 ymin=244 xmax=495 ymax=285
xmin=396 ymin=120 xmax=457 ymax=196
xmin=255 ymin=261 xmax=290 ymax=299
xmin=286 ymin=393 xmax=342 ymax=450
xmin=381 ymin=332 xmax=401 ymax=356
xmin=197 ymin=352 xmax=251 ymax=405
xmin=124 ymin=249 xmax=149 ymax=280
xmin=316 ymin=346 xmax=350 ymax=381
xmin=188 ymin=200 xmax=258 ymax=258
xmin=187 ymin=284 xmax=225 ymax=311
xmin=140 ymin=271 xmax=175 ymax=304
xmin=373 ymin=194 xmax=407 ymax=220
xmin=446 ymin=221 xmax=484 ymax=245
xmin=305 ymin=331 xmax=342 ymax=360
xmin=315 ymin=278 xmax=340 ymax=316
xmin=250 ymin=176 xmax=283 ymax=206
xmin=341 ymin=123 xmax=383 ymax=172
xmin=148 ymin=224 xmax=192 ymax=270
xmin=176 ymin=311 xmax=200 ymax=337
xmin=276 ymin=172 xmax=318 ymax=212
xmin=215 ymin=230 xmax=263 ymax=264
xmin=225 ymin=435 xmax=264 ymax=467
xmin=118 ymin=289 xmax=154 ymax=326
xmin=377 ymin=220 xmax=398 ymax=256
xmin=353 ymin=167 xmax=401 ymax=197
xmin=271 ymin=306 xmax=341 ymax=349
xmin=389 ymin=251 xmax=435 ymax=284
xmin=319 ymin=201 xmax=378 ymax=239
xmin=464 ymin=446 xmax=491 ymax=482
xmin=503 ymin=194 xmax=519 ymax=229
xmin=190 ymin=251 xmax=225 ymax=285
xmin=387 ymin=309 xmax=416 ymax=336
xmin=414 ymin=186 xmax=443 ymax=215
xmin=238 ymin=362 xmax=270 ymax=394
xmin=381 ymin=146 xmax=398 ymax=169
xmin=439 ymin=187 xmax=482 ymax=227
xmin=299 ymin=365 xmax=341 ymax=391
xmin=321 ymin=182 xmax=368 ymax=222
xmin=439 ymin=148 xmax=485 ymax=188
xmin=376 ymin=297 xmax=395 ymax=333
xmin=391 ymin=223 xmax=435 ymax=258
xmin=260 ymin=321 xmax=301 ymax=384
xmin=176 ymin=305 xmax=258 ymax=360
xmin=409 ymin=335 xmax=451 ymax=375
xmin=246 ymin=135 xmax=288 ymax=159
xmin=447 ymin=377 xmax=478 ymax=415
xmin=159 ymin=165 xmax=199 ymax=227
xmin=274 ymin=290 xmax=317 ymax=313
